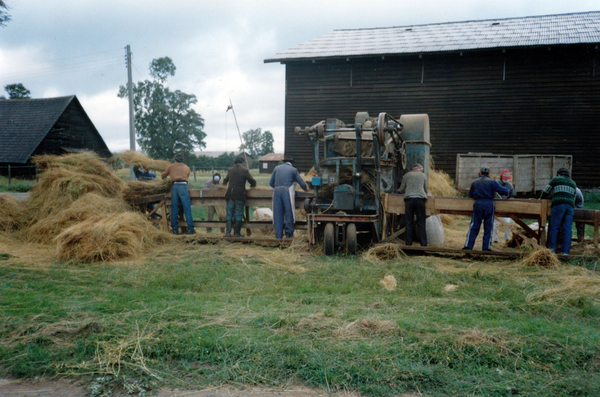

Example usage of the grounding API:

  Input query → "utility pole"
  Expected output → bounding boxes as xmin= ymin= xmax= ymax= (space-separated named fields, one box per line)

xmin=126 ymin=45 xmax=136 ymax=181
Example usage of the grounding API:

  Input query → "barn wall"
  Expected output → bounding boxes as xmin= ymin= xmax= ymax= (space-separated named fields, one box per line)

xmin=283 ymin=45 xmax=600 ymax=187
xmin=32 ymin=100 xmax=111 ymax=158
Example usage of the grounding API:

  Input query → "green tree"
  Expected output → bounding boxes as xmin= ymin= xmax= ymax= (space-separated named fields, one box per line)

xmin=240 ymin=128 xmax=275 ymax=158
xmin=0 ymin=0 xmax=10 ymax=27
xmin=214 ymin=152 xmax=236 ymax=169
xmin=3 ymin=83 xmax=31 ymax=99
xmin=118 ymin=57 xmax=206 ymax=160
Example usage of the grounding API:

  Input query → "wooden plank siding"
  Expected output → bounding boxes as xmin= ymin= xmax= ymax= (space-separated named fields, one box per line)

xmin=283 ymin=45 xmax=600 ymax=187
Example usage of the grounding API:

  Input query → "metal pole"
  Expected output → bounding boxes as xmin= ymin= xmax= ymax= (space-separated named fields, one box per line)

xmin=126 ymin=45 xmax=136 ymax=181
xmin=227 ymin=99 xmax=249 ymax=168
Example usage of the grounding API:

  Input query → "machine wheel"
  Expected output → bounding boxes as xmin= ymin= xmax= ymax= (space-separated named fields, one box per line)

xmin=324 ymin=223 xmax=335 ymax=255
xmin=346 ymin=223 xmax=357 ymax=254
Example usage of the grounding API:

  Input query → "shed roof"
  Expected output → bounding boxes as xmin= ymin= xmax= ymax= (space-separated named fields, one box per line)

xmin=0 ymin=96 xmax=76 ymax=163
xmin=258 ymin=153 xmax=283 ymax=162
xmin=265 ymin=11 xmax=600 ymax=63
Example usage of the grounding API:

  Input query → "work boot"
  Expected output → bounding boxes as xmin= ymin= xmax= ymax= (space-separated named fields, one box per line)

xmin=224 ymin=220 xmax=232 ymax=237
xmin=234 ymin=220 xmax=243 ymax=237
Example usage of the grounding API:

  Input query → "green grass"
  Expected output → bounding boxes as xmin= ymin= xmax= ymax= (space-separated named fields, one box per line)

xmin=1 ymin=249 xmax=598 ymax=396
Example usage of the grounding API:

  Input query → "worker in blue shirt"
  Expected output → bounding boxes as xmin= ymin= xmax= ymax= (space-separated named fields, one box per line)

xmin=269 ymin=155 xmax=308 ymax=239
xmin=463 ymin=166 xmax=509 ymax=251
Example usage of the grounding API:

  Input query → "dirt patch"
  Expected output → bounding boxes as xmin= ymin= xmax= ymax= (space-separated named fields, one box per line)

xmin=0 ymin=378 xmax=421 ymax=397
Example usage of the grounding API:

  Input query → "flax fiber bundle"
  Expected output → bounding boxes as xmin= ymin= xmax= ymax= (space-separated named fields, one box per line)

xmin=27 ymin=193 xmax=131 ymax=244
xmin=55 ymin=212 xmax=172 ymax=262
xmin=518 ymin=248 xmax=561 ymax=268
xmin=122 ymin=179 xmax=171 ymax=202
xmin=119 ymin=150 xmax=171 ymax=172
xmin=0 ymin=195 xmax=23 ymax=231
xmin=363 ymin=243 xmax=406 ymax=262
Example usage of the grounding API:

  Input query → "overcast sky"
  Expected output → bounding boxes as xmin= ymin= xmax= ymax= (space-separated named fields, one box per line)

xmin=1 ymin=0 xmax=598 ymax=156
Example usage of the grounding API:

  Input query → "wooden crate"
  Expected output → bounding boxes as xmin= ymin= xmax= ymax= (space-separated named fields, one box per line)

xmin=455 ymin=153 xmax=572 ymax=194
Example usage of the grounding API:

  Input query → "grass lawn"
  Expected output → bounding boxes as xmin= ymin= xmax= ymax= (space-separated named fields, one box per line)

xmin=0 ymin=241 xmax=599 ymax=396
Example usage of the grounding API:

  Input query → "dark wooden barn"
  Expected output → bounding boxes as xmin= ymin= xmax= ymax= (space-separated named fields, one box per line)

xmin=0 ymin=95 xmax=111 ymax=176
xmin=258 ymin=153 xmax=284 ymax=173
xmin=265 ymin=11 xmax=600 ymax=188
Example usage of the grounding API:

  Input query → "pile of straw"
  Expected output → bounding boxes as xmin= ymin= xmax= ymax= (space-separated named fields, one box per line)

xmin=428 ymin=167 xmax=460 ymax=197
xmin=362 ymin=243 xmax=406 ymax=262
xmin=0 ymin=195 xmax=23 ymax=231
xmin=119 ymin=150 xmax=171 ymax=172
xmin=518 ymin=248 xmax=561 ymax=268
xmin=26 ymin=193 xmax=131 ymax=244
xmin=55 ymin=212 xmax=172 ymax=262
xmin=2 ymin=152 xmax=175 ymax=262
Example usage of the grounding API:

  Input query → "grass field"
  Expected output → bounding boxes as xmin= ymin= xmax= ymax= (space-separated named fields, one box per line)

xmin=1 ymin=172 xmax=599 ymax=396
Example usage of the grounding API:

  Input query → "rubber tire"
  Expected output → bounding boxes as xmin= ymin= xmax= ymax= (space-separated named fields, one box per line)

xmin=346 ymin=223 xmax=357 ymax=255
xmin=324 ymin=223 xmax=335 ymax=256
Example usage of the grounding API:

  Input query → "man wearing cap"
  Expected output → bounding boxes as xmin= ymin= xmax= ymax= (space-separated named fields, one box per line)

xmin=464 ymin=166 xmax=509 ymax=251
xmin=540 ymin=168 xmax=577 ymax=254
xmin=269 ymin=155 xmax=308 ymax=239
xmin=493 ymin=169 xmax=516 ymax=243
xmin=397 ymin=163 xmax=428 ymax=246
xmin=223 ymin=157 xmax=256 ymax=237
xmin=204 ymin=173 xmax=222 ymax=233
xmin=161 ymin=153 xmax=195 ymax=235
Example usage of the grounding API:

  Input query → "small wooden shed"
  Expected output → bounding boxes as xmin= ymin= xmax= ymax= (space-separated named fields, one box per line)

xmin=258 ymin=153 xmax=283 ymax=173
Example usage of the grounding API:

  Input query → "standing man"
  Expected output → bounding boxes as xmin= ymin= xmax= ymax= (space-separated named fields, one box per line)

xmin=161 ymin=153 xmax=195 ymax=235
xmin=397 ymin=163 xmax=428 ymax=246
xmin=540 ymin=168 xmax=577 ymax=254
xmin=269 ymin=155 xmax=308 ymax=239
xmin=463 ymin=166 xmax=509 ymax=251
xmin=204 ymin=173 xmax=222 ymax=233
xmin=493 ymin=169 xmax=516 ymax=243
xmin=223 ymin=157 xmax=256 ymax=237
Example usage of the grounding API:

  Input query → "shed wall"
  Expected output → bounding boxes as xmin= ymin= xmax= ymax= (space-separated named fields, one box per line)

xmin=283 ymin=45 xmax=600 ymax=187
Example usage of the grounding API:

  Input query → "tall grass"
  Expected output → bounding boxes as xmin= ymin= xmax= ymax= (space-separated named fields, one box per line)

xmin=0 ymin=247 xmax=598 ymax=396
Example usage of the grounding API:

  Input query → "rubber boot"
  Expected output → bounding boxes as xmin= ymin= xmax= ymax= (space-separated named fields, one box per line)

xmin=224 ymin=220 xmax=232 ymax=237
xmin=234 ymin=220 xmax=243 ymax=237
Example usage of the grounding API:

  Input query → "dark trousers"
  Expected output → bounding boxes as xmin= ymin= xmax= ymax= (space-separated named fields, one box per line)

xmin=548 ymin=203 xmax=574 ymax=254
xmin=405 ymin=197 xmax=427 ymax=246
xmin=465 ymin=200 xmax=494 ymax=250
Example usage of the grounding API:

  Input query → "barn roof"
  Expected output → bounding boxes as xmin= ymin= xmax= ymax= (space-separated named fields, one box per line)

xmin=265 ymin=11 xmax=600 ymax=63
xmin=0 ymin=95 xmax=108 ymax=164
xmin=258 ymin=153 xmax=283 ymax=162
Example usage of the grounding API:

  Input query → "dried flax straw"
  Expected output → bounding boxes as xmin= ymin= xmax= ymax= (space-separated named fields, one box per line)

xmin=119 ymin=150 xmax=171 ymax=172
xmin=333 ymin=318 xmax=398 ymax=339
xmin=380 ymin=274 xmax=397 ymax=291
xmin=517 ymin=248 xmax=561 ymax=269
xmin=363 ymin=243 xmax=406 ymax=262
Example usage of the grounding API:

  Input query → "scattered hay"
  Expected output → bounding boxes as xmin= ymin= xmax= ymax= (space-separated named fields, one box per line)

xmin=55 ymin=212 xmax=173 ymax=262
xmin=518 ymin=248 xmax=560 ymax=268
xmin=439 ymin=213 xmax=455 ymax=227
xmin=526 ymin=277 xmax=600 ymax=306
xmin=454 ymin=328 xmax=512 ymax=355
xmin=333 ymin=318 xmax=397 ymax=339
xmin=5 ymin=319 xmax=103 ymax=347
xmin=363 ymin=243 xmax=406 ymax=262
xmin=444 ymin=284 xmax=459 ymax=292
xmin=380 ymin=274 xmax=397 ymax=291
xmin=119 ymin=150 xmax=171 ymax=172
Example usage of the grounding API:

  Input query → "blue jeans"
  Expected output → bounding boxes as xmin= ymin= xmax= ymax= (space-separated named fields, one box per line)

xmin=548 ymin=203 xmax=574 ymax=254
xmin=226 ymin=199 xmax=245 ymax=222
xmin=171 ymin=183 xmax=194 ymax=234
xmin=465 ymin=200 xmax=494 ymax=250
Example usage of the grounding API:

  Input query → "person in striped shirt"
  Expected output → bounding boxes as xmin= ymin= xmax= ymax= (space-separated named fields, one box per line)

xmin=540 ymin=168 xmax=577 ymax=254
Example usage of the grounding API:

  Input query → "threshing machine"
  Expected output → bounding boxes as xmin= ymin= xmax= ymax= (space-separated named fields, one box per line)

xmin=296 ymin=112 xmax=430 ymax=255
